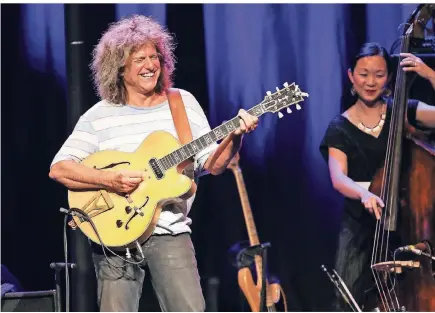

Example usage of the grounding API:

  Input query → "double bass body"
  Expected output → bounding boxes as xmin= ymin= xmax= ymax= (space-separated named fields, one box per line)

xmin=370 ymin=134 xmax=435 ymax=311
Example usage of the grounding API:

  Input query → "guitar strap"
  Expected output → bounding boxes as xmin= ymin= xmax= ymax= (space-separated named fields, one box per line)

xmin=166 ymin=88 xmax=193 ymax=144
xmin=166 ymin=88 xmax=197 ymax=189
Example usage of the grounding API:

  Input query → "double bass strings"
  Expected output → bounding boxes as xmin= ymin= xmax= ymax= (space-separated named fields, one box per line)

xmin=371 ymin=26 xmax=414 ymax=311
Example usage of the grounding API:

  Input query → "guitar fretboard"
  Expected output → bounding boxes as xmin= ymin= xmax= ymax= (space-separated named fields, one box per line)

xmin=158 ymin=105 xmax=264 ymax=171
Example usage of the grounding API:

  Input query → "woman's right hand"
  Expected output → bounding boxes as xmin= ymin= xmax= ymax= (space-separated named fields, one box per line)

xmin=400 ymin=53 xmax=435 ymax=81
xmin=360 ymin=190 xmax=384 ymax=220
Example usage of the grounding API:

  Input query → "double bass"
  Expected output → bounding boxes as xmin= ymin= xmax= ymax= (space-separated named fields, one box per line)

xmin=369 ymin=4 xmax=435 ymax=312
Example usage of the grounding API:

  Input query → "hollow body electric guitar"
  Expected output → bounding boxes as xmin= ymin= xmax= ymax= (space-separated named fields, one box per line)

xmin=68 ymin=83 xmax=308 ymax=249
xmin=228 ymin=154 xmax=286 ymax=312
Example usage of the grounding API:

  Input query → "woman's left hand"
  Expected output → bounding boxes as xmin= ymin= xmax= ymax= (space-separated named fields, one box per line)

xmin=400 ymin=52 xmax=435 ymax=81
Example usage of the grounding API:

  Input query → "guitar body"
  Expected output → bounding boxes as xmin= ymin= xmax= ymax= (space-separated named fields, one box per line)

xmin=238 ymin=267 xmax=281 ymax=312
xmin=68 ymin=131 xmax=195 ymax=248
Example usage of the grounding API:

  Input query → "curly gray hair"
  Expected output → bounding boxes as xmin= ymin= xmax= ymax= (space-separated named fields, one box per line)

xmin=91 ymin=15 xmax=176 ymax=104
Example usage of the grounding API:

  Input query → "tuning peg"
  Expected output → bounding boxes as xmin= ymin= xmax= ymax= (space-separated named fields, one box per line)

xmin=266 ymin=91 xmax=272 ymax=96
xmin=287 ymin=107 xmax=292 ymax=114
xmin=296 ymin=104 xmax=301 ymax=110
xmin=283 ymin=82 xmax=289 ymax=88
xmin=295 ymin=90 xmax=309 ymax=98
xmin=278 ymin=112 xmax=284 ymax=118
xmin=276 ymin=87 xmax=281 ymax=93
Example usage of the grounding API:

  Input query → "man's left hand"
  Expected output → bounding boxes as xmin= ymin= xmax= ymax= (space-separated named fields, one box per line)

xmin=234 ymin=109 xmax=259 ymax=136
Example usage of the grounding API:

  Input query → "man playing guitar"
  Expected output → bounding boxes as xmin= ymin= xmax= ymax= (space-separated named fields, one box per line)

xmin=49 ymin=15 xmax=258 ymax=312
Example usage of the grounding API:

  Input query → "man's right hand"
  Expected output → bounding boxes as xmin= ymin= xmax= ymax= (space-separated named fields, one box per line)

xmin=108 ymin=170 xmax=146 ymax=194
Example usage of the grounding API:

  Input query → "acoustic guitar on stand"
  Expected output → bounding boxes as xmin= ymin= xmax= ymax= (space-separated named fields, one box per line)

xmin=68 ymin=83 xmax=308 ymax=250
xmin=228 ymin=154 xmax=288 ymax=312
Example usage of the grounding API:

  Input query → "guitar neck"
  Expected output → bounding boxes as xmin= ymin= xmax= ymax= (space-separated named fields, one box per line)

xmin=230 ymin=166 xmax=263 ymax=281
xmin=158 ymin=105 xmax=264 ymax=171
xmin=231 ymin=166 xmax=260 ymax=246
xmin=157 ymin=81 xmax=308 ymax=172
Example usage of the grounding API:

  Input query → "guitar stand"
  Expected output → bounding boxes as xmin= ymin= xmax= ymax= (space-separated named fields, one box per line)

xmin=236 ymin=242 xmax=271 ymax=312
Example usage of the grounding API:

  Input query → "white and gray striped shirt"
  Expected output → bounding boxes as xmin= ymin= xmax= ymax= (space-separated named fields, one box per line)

xmin=51 ymin=89 xmax=218 ymax=235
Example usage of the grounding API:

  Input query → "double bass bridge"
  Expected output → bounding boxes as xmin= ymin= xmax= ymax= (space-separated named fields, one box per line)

xmin=371 ymin=260 xmax=421 ymax=274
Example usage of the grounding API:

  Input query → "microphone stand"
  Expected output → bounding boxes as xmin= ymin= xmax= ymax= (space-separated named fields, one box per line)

xmin=50 ymin=262 xmax=76 ymax=312
xmin=321 ymin=265 xmax=362 ymax=312
xmin=236 ymin=242 xmax=271 ymax=312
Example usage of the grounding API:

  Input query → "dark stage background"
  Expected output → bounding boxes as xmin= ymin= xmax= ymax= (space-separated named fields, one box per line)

xmin=2 ymin=3 xmax=433 ymax=312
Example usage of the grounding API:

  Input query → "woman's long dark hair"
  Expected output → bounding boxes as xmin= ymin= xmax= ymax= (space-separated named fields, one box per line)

xmin=340 ymin=42 xmax=393 ymax=112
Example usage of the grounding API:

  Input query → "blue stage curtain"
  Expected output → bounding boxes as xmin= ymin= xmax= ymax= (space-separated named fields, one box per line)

xmin=115 ymin=4 xmax=166 ymax=24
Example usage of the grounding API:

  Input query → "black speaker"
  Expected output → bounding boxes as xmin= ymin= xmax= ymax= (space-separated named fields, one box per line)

xmin=1 ymin=290 xmax=58 ymax=312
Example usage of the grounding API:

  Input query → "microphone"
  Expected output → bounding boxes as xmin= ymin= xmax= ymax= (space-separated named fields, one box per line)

xmin=59 ymin=207 xmax=85 ymax=218
xmin=59 ymin=207 xmax=70 ymax=214
xmin=396 ymin=242 xmax=435 ymax=261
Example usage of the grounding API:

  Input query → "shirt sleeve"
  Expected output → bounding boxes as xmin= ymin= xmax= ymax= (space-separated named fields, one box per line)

xmin=406 ymin=98 xmax=431 ymax=130
xmin=194 ymin=119 xmax=219 ymax=177
xmin=50 ymin=115 xmax=99 ymax=167
xmin=319 ymin=117 xmax=353 ymax=162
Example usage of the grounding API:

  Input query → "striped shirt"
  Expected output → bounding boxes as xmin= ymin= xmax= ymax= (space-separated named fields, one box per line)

xmin=51 ymin=89 xmax=218 ymax=235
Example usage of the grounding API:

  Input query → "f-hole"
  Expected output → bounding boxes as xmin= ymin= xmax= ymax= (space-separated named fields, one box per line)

xmin=125 ymin=196 xmax=150 ymax=230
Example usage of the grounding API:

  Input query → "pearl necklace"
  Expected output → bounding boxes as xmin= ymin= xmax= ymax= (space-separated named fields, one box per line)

xmin=356 ymin=105 xmax=386 ymax=134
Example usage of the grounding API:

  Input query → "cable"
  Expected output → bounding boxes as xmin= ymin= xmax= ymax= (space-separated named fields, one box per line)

xmin=61 ymin=207 xmax=145 ymax=269
xmin=63 ymin=214 xmax=70 ymax=312
xmin=59 ymin=207 xmax=145 ymax=313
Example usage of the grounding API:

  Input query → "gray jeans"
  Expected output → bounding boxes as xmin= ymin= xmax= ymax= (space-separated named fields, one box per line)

xmin=92 ymin=233 xmax=205 ymax=312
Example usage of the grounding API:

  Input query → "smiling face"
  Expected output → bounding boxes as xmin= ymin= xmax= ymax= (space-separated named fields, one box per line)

xmin=123 ymin=43 xmax=162 ymax=99
xmin=348 ymin=55 xmax=389 ymax=105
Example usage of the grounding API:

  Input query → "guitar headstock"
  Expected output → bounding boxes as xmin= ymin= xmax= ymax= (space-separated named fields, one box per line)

xmin=261 ymin=82 xmax=309 ymax=118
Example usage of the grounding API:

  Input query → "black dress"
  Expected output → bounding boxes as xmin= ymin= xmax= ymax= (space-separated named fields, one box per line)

xmin=319 ymin=99 xmax=420 ymax=311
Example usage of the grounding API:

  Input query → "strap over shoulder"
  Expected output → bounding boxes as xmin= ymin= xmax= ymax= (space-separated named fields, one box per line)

xmin=166 ymin=88 xmax=193 ymax=144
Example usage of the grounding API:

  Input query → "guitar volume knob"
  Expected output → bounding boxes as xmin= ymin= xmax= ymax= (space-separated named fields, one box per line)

xmin=125 ymin=206 xmax=132 ymax=214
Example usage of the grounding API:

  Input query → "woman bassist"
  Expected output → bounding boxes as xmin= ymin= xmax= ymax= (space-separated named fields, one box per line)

xmin=320 ymin=41 xmax=435 ymax=311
